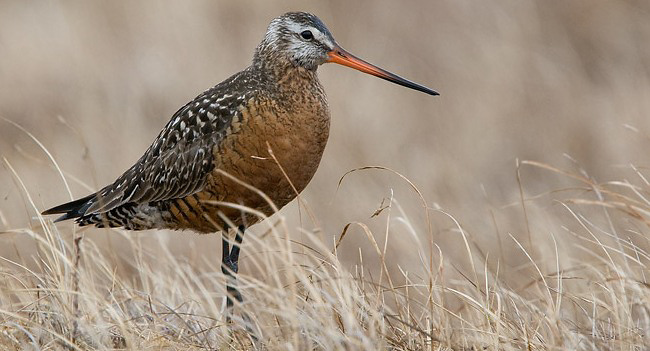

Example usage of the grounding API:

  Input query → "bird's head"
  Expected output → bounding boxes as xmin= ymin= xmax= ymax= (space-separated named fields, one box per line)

xmin=255 ymin=12 xmax=438 ymax=96
xmin=257 ymin=12 xmax=335 ymax=70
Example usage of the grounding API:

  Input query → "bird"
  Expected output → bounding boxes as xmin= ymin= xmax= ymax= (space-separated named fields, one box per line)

xmin=42 ymin=11 xmax=438 ymax=315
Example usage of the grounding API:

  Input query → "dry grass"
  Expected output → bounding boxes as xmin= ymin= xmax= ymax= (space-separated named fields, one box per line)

xmin=1 ymin=155 xmax=649 ymax=350
xmin=1 ymin=1 xmax=650 ymax=350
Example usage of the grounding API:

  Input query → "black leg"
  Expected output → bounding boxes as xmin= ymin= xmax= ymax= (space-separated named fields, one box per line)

xmin=221 ymin=225 xmax=246 ymax=317
xmin=229 ymin=225 xmax=245 ymax=268
xmin=222 ymin=232 xmax=230 ymax=265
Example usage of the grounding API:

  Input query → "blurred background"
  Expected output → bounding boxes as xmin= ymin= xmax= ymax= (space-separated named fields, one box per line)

xmin=1 ymin=0 xmax=649 ymax=280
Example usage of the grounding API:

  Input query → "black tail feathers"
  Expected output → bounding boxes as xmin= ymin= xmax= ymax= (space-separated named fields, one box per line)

xmin=41 ymin=194 xmax=96 ymax=223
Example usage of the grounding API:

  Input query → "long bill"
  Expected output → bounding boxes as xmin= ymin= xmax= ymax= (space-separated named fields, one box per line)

xmin=327 ymin=46 xmax=439 ymax=96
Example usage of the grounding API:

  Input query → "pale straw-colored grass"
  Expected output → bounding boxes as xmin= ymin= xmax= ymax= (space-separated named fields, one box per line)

xmin=1 ymin=146 xmax=648 ymax=350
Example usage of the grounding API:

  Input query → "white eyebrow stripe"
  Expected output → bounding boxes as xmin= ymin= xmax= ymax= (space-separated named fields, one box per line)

xmin=286 ymin=21 xmax=306 ymax=34
xmin=287 ymin=23 xmax=321 ymax=39
xmin=285 ymin=22 xmax=335 ymax=50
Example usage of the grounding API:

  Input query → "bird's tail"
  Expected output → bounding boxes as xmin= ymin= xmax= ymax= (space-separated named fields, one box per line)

xmin=43 ymin=196 xmax=157 ymax=230
xmin=41 ymin=194 xmax=96 ymax=223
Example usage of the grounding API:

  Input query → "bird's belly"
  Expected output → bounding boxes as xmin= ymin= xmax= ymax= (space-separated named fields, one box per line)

xmin=195 ymin=104 xmax=330 ymax=229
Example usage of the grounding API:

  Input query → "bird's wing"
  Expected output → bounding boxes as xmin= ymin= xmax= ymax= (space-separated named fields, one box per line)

xmin=83 ymin=78 xmax=251 ymax=214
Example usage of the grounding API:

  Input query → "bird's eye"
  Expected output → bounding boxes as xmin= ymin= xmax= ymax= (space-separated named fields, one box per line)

xmin=300 ymin=30 xmax=314 ymax=40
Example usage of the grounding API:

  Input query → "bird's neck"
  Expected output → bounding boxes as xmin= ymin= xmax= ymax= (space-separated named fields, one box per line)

xmin=253 ymin=42 xmax=319 ymax=82
xmin=253 ymin=57 xmax=321 ymax=96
